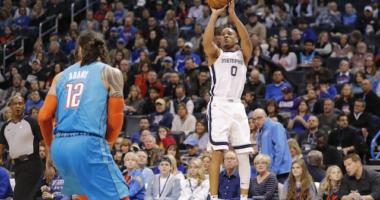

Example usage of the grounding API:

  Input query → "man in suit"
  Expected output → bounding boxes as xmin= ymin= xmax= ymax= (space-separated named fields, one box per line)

xmin=329 ymin=113 xmax=362 ymax=156
xmin=316 ymin=133 xmax=343 ymax=169
xmin=144 ymin=156 xmax=181 ymax=200
xmin=348 ymin=99 xmax=375 ymax=161
xmin=356 ymin=79 xmax=380 ymax=116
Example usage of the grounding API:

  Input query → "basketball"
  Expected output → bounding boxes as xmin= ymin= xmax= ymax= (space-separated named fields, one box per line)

xmin=208 ymin=0 xmax=229 ymax=9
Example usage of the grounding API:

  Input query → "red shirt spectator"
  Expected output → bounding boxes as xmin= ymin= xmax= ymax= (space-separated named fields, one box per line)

xmin=94 ymin=0 xmax=111 ymax=22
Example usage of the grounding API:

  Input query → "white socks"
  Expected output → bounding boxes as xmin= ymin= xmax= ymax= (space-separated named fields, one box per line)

xmin=237 ymin=153 xmax=250 ymax=189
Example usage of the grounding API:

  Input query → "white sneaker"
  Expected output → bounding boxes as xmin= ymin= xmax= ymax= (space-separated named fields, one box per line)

xmin=210 ymin=195 xmax=221 ymax=200
xmin=240 ymin=196 xmax=248 ymax=200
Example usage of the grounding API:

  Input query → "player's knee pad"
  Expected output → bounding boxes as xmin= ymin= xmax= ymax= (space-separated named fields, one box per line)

xmin=237 ymin=153 xmax=250 ymax=189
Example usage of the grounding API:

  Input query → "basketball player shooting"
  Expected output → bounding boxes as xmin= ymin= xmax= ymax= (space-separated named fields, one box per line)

xmin=203 ymin=0 xmax=253 ymax=200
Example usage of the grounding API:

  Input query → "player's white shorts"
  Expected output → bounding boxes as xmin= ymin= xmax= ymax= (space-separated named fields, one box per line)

xmin=207 ymin=96 xmax=253 ymax=154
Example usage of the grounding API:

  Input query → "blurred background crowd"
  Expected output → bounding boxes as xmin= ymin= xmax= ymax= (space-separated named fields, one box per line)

xmin=1 ymin=0 xmax=380 ymax=199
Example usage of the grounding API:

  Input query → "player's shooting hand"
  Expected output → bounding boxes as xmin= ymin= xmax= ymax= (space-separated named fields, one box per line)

xmin=211 ymin=5 xmax=227 ymax=16
xmin=228 ymin=0 xmax=236 ymax=16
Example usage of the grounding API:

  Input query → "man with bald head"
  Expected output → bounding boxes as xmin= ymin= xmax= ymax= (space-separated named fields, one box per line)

xmin=252 ymin=108 xmax=291 ymax=183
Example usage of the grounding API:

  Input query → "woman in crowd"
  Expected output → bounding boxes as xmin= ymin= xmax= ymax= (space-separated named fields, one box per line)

xmin=331 ymin=34 xmax=353 ymax=59
xmin=120 ymin=138 xmax=132 ymax=162
xmin=45 ymin=63 xmax=64 ymax=90
xmin=184 ymin=120 xmax=209 ymax=151
xmin=134 ymin=61 xmax=151 ymax=97
xmin=167 ymin=154 xmax=185 ymax=181
xmin=288 ymin=139 xmax=303 ymax=162
xmin=352 ymin=71 xmax=366 ymax=95
xmin=111 ymin=49 xmax=126 ymax=69
xmin=156 ymin=126 xmax=176 ymax=150
xmin=179 ymin=158 xmax=209 ymax=200
xmin=272 ymin=41 xmax=298 ymax=71
xmin=335 ymin=83 xmax=354 ymax=115
xmin=125 ymin=85 xmax=144 ymax=115
xmin=287 ymin=100 xmax=310 ymax=135
xmin=364 ymin=55 xmax=379 ymax=86
xmin=145 ymin=156 xmax=181 ymax=200
xmin=284 ymin=159 xmax=319 ymax=200
xmin=199 ymin=152 xmax=211 ymax=178
xmin=123 ymin=152 xmax=145 ymax=200
xmin=315 ymin=32 xmax=332 ymax=59
xmin=249 ymin=154 xmax=278 ymax=199
xmin=248 ymin=45 xmax=266 ymax=72
xmin=165 ymin=144 xmax=186 ymax=173
xmin=318 ymin=165 xmax=343 ymax=200
xmin=171 ymin=103 xmax=196 ymax=136
xmin=265 ymin=100 xmax=285 ymax=125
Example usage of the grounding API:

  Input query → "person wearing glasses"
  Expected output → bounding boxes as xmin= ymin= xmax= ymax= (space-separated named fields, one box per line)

xmin=252 ymin=108 xmax=292 ymax=184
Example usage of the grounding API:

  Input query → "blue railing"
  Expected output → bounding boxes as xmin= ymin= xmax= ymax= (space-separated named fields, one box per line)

xmin=371 ymin=131 xmax=380 ymax=160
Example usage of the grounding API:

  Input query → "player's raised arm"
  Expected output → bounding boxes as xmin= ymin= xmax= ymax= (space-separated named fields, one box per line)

xmin=202 ymin=5 xmax=226 ymax=64
xmin=102 ymin=65 xmax=125 ymax=145
xmin=228 ymin=0 xmax=252 ymax=64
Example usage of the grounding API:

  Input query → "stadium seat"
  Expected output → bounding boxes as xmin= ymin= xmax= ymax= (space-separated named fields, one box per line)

xmin=170 ymin=131 xmax=187 ymax=150
xmin=325 ymin=57 xmax=347 ymax=74
xmin=284 ymin=71 xmax=306 ymax=95
xmin=124 ymin=115 xmax=146 ymax=138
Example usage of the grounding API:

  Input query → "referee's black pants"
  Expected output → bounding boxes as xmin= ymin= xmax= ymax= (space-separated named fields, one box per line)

xmin=13 ymin=158 xmax=43 ymax=200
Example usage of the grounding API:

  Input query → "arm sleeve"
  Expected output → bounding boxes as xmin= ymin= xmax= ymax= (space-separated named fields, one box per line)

xmin=171 ymin=116 xmax=180 ymax=132
xmin=264 ymin=175 xmax=278 ymax=199
xmin=144 ymin=177 xmax=154 ymax=200
xmin=0 ymin=123 xmax=8 ymax=146
xmin=289 ymin=53 xmax=298 ymax=71
xmin=370 ymin=172 xmax=380 ymax=200
xmin=128 ymin=176 xmax=144 ymax=197
xmin=271 ymin=124 xmax=287 ymax=174
xmin=178 ymin=180 xmax=190 ymax=200
xmin=105 ymin=97 xmax=124 ymax=145
xmin=193 ymin=180 xmax=210 ymax=200
xmin=38 ymin=95 xmax=58 ymax=147
xmin=167 ymin=178 xmax=181 ymax=200
xmin=27 ymin=117 xmax=43 ymax=141
xmin=186 ymin=100 xmax=194 ymax=114
xmin=338 ymin=177 xmax=350 ymax=198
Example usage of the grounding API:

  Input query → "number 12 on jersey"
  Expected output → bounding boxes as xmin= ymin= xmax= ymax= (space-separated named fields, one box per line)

xmin=65 ymin=83 xmax=84 ymax=108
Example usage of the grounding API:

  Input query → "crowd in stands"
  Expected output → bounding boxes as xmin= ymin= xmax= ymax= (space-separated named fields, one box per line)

xmin=1 ymin=0 xmax=380 ymax=199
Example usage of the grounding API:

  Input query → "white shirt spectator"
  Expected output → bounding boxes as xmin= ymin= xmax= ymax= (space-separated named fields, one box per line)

xmin=272 ymin=52 xmax=298 ymax=71
xmin=171 ymin=114 xmax=196 ymax=136
xmin=188 ymin=4 xmax=204 ymax=20
xmin=179 ymin=178 xmax=209 ymax=200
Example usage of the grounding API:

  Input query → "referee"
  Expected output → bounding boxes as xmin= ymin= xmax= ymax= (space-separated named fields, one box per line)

xmin=0 ymin=94 xmax=43 ymax=200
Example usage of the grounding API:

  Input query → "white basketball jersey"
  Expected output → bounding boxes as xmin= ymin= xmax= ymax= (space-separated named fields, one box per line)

xmin=209 ymin=49 xmax=246 ymax=99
